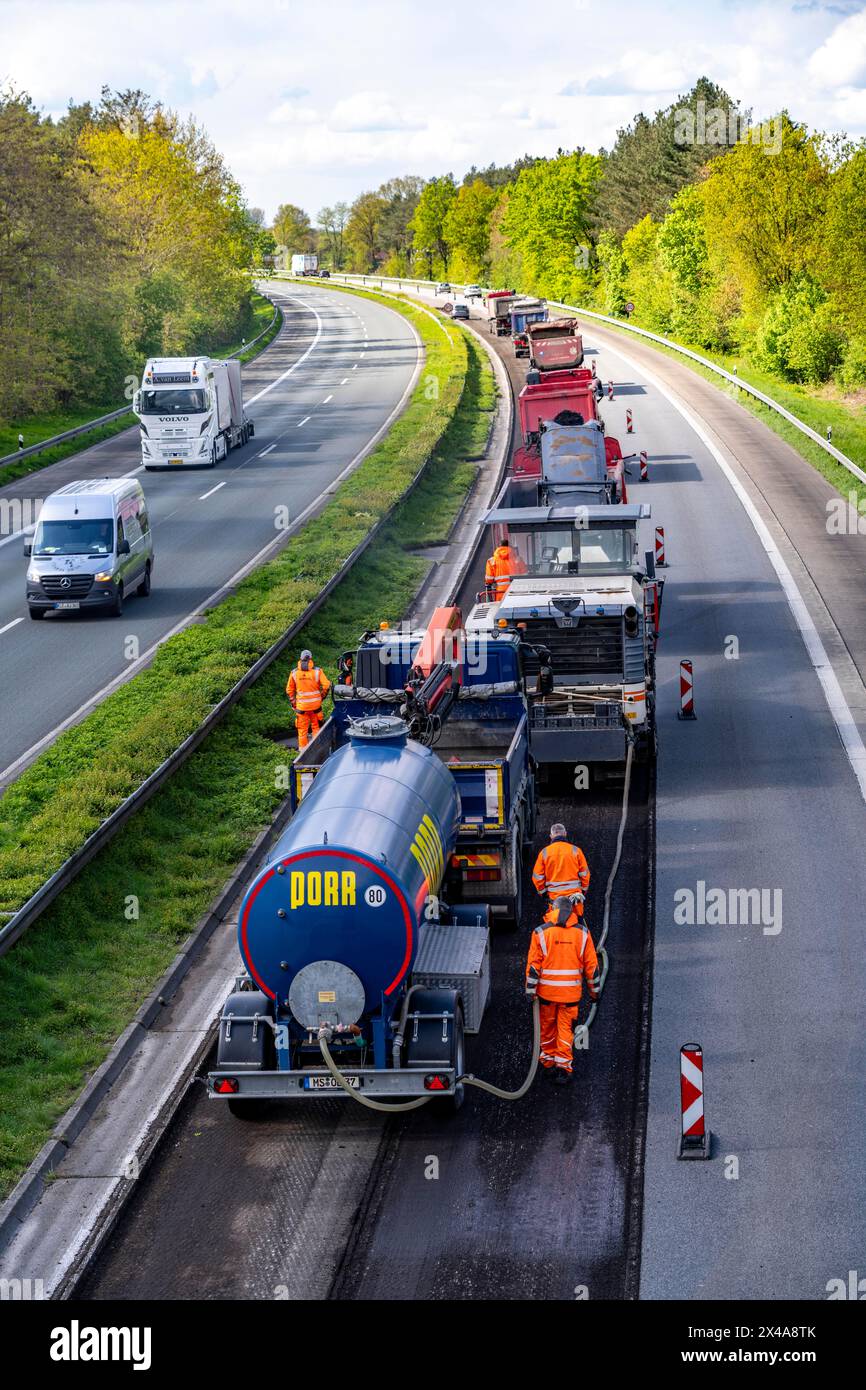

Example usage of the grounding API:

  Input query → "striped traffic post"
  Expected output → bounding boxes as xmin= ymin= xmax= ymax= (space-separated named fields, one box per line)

xmin=678 ymin=1043 xmax=711 ymax=1159
xmin=608 ymin=380 xmax=614 ymax=400
xmin=654 ymin=526 xmax=666 ymax=567
xmin=626 ymin=408 xmax=633 ymax=433
xmin=677 ymin=660 xmax=696 ymax=720
xmin=639 ymin=450 xmax=648 ymax=480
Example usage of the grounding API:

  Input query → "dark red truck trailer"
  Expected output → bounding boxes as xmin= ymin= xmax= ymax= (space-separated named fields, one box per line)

xmin=527 ymin=317 xmax=584 ymax=370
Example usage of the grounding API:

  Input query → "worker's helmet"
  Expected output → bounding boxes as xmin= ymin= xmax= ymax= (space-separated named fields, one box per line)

xmin=552 ymin=895 xmax=573 ymax=925
xmin=549 ymin=822 xmax=567 ymax=841
xmin=300 ymin=649 xmax=313 ymax=661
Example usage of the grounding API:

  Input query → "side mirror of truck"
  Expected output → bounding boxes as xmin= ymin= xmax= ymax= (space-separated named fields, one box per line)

xmin=23 ymin=542 xmax=31 ymax=558
xmin=645 ymin=549 xmax=656 ymax=579
xmin=118 ymin=538 xmax=131 ymax=556
xmin=132 ymin=391 xmax=141 ymax=414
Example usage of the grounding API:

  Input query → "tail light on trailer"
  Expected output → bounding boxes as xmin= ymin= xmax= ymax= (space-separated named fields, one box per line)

xmin=424 ymin=1074 xmax=451 ymax=1091
xmin=214 ymin=1078 xmax=239 ymax=1094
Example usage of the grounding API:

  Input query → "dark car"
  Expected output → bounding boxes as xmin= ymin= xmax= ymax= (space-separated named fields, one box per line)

xmin=452 ymin=304 xmax=470 ymax=320
xmin=319 ymin=269 xmax=331 ymax=279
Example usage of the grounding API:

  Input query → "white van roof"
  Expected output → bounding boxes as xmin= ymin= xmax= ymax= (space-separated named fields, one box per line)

xmin=41 ymin=477 xmax=143 ymax=519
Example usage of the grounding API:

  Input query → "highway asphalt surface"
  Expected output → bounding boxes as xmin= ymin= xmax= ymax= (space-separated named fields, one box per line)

xmin=72 ymin=282 xmax=866 ymax=1301
xmin=77 ymin=305 xmax=654 ymax=1303
xmin=0 ymin=285 xmax=419 ymax=783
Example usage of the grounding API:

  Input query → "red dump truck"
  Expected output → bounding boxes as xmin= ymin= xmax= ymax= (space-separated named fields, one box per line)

xmin=527 ymin=317 xmax=584 ymax=370
xmin=511 ymin=367 xmax=626 ymax=496
xmin=486 ymin=289 xmax=517 ymax=336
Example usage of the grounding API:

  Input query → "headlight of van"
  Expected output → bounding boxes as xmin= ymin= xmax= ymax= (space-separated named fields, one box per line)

xmin=27 ymin=568 xmax=39 ymax=582
xmin=94 ymin=571 xmax=114 ymax=583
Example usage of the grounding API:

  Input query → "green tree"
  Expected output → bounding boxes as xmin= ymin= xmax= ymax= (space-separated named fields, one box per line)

xmin=410 ymin=176 xmax=457 ymax=275
xmin=443 ymin=178 xmax=499 ymax=279
xmin=700 ymin=115 xmax=828 ymax=315
xmin=501 ymin=150 xmax=602 ymax=301
xmin=595 ymin=77 xmax=744 ymax=236
xmin=317 ymin=202 xmax=349 ymax=268
xmin=273 ymin=202 xmax=314 ymax=254
xmin=346 ymin=191 xmax=385 ymax=271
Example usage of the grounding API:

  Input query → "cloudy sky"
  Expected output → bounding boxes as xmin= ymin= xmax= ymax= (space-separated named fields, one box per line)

xmin=2 ymin=0 xmax=865 ymax=219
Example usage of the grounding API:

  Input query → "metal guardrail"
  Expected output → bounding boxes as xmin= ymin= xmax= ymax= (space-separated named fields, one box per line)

xmin=0 ymin=304 xmax=427 ymax=956
xmin=0 ymin=298 xmax=282 ymax=473
xmin=317 ymin=271 xmax=866 ymax=489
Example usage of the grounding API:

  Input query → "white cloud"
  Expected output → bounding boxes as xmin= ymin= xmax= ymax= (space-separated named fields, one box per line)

xmin=0 ymin=0 xmax=864 ymax=217
xmin=267 ymin=102 xmax=321 ymax=125
xmin=329 ymin=91 xmax=425 ymax=133
xmin=808 ymin=10 xmax=866 ymax=87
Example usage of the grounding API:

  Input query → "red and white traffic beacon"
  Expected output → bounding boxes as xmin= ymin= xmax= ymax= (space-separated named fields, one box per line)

xmin=677 ymin=1042 xmax=711 ymax=1159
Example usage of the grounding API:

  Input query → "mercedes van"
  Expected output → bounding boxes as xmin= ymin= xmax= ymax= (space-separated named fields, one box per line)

xmin=25 ymin=477 xmax=154 ymax=619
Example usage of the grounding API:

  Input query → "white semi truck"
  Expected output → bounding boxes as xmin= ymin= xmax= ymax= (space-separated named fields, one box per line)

xmin=133 ymin=357 xmax=253 ymax=470
xmin=291 ymin=253 xmax=318 ymax=276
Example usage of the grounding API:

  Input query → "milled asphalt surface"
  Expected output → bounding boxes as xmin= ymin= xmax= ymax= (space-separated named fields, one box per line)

xmin=69 ymin=284 xmax=866 ymax=1301
xmin=0 ymin=285 xmax=418 ymax=780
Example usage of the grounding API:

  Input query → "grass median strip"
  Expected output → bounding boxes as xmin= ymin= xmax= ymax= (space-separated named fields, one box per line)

xmin=0 ymin=297 xmax=493 ymax=1195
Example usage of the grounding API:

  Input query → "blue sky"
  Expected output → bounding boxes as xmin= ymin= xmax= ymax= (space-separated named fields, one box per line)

xmin=2 ymin=0 xmax=865 ymax=219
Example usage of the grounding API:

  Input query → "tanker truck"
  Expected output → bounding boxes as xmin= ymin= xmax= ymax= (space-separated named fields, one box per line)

xmin=208 ymin=716 xmax=496 ymax=1115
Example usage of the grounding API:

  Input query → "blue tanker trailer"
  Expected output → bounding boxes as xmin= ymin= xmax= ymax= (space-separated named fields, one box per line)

xmin=208 ymin=716 xmax=494 ymax=1115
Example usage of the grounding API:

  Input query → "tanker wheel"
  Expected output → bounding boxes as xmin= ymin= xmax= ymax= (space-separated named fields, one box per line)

xmin=440 ymin=1004 xmax=466 ymax=1114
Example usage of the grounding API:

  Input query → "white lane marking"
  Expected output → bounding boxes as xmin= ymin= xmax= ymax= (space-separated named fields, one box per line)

xmin=322 ymin=394 xmax=333 ymax=404
xmin=259 ymin=443 xmax=277 ymax=456
xmin=341 ymin=378 xmax=349 ymax=385
xmin=352 ymin=363 xmax=358 ymax=370
xmin=0 ymin=315 xmax=424 ymax=790
xmin=0 ymin=617 xmax=23 ymax=637
xmin=245 ymin=297 xmax=324 ymax=405
xmin=199 ymin=481 xmax=226 ymax=500
xmin=598 ymin=333 xmax=866 ymax=804
xmin=297 ymin=416 xmax=311 ymax=427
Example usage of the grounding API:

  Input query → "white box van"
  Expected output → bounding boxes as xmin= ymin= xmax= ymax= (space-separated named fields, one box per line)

xmin=25 ymin=477 xmax=154 ymax=619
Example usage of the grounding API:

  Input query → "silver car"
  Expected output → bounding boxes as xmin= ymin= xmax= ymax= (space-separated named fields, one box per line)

xmin=25 ymin=476 xmax=154 ymax=619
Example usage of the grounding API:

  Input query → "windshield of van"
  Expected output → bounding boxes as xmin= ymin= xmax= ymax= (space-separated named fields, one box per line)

xmin=34 ymin=518 xmax=114 ymax=556
xmin=138 ymin=389 xmax=209 ymax=414
xmin=505 ymin=525 xmax=633 ymax=576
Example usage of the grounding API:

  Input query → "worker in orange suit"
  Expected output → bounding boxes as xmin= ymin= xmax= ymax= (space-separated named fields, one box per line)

xmin=286 ymin=649 xmax=331 ymax=749
xmin=531 ymin=823 xmax=590 ymax=915
xmin=485 ymin=539 xmax=527 ymax=601
xmin=525 ymin=896 xmax=600 ymax=1085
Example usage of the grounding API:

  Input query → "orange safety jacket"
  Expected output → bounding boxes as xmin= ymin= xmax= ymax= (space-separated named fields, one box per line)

xmin=526 ymin=914 xmax=600 ymax=1004
xmin=532 ymin=840 xmax=590 ymax=903
xmin=485 ymin=545 xmax=527 ymax=600
xmin=286 ymin=663 xmax=331 ymax=712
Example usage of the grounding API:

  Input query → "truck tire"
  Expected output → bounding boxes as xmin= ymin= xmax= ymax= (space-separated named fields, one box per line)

xmin=137 ymin=564 xmax=151 ymax=597
xmin=500 ymin=820 xmax=524 ymax=929
xmin=404 ymin=987 xmax=465 ymax=1113
xmin=111 ymin=583 xmax=123 ymax=617
xmin=29 ymin=607 xmax=45 ymax=620
xmin=217 ymin=989 xmax=275 ymax=1120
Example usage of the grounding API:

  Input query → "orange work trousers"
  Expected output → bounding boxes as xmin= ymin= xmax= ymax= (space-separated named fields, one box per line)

xmin=296 ymin=710 xmax=322 ymax=749
xmin=539 ymin=1001 xmax=578 ymax=1073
